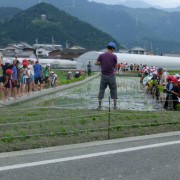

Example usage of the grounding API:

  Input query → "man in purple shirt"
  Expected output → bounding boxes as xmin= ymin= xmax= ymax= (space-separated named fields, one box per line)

xmin=95 ymin=42 xmax=118 ymax=110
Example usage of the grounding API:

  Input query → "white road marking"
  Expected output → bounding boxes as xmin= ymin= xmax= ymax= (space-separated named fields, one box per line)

xmin=0 ymin=140 xmax=180 ymax=172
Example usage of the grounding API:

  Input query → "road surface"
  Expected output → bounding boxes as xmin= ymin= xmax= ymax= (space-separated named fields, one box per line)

xmin=0 ymin=132 xmax=179 ymax=180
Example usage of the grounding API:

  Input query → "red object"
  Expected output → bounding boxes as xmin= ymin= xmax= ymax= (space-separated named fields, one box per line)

xmin=22 ymin=59 xmax=28 ymax=64
xmin=79 ymin=70 xmax=83 ymax=75
xmin=6 ymin=69 xmax=13 ymax=74
xmin=171 ymin=78 xmax=178 ymax=83
xmin=23 ymin=62 xmax=28 ymax=67
xmin=166 ymin=75 xmax=174 ymax=81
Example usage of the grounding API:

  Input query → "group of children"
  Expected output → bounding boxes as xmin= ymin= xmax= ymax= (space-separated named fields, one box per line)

xmin=0 ymin=58 xmax=58 ymax=101
xmin=141 ymin=65 xmax=180 ymax=110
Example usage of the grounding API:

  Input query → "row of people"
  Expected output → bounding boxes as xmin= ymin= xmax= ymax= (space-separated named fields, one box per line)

xmin=0 ymin=58 xmax=58 ymax=101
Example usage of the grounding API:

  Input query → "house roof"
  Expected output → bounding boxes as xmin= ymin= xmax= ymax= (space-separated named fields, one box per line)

xmin=69 ymin=46 xmax=85 ymax=50
xmin=33 ymin=44 xmax=62 ymax=50
xmin=62 ymin=48 xmax=86 ymax=54
xmin=129 ymin=46 xmax=147 ymax=51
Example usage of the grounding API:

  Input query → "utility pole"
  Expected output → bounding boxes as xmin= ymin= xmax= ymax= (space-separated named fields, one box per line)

xmin=151 ymin=42 xmax=153 ymax=52
xmin=52 ymin=36 xmax=55 ymax=45
xmin=35 ymin=38 xmax=38 ymax=44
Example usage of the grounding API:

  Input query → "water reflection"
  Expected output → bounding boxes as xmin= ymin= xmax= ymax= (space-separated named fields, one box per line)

xmin=18 ymin=76 xmax=163 ymax=111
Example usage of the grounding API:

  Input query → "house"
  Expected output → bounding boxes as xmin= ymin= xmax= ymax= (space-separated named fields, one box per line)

xmin=33 ymin=43 xmax=63 ymax=58
xmin=48 ymin=50 xmax=62 ymax=59
xmin=61 ymin=46 xmax=87 ymax=60
xmin=3 ymin=44 xmax=21 ymax=56
xmin=33 ymin=44 xmax=62 ymax=50
xmin=36 ymin=47 xmax=51 ymax=58
xmin=16 ymin=51 xmax=36 ymax=59
xmin=119 ymin=49 xmax=129 ymax=53
xmin=3 ymin=42 xmax=33 ymax=57
xmin=129 ymin=46 xmax=148 ymax=55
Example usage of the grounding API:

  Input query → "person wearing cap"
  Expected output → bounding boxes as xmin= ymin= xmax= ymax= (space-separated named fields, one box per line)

xmin=49 ymin=71 xmax=58 ymax=88
xmin=0 ymin=58 xmax=13 ymax=76
xmin=174 ymin=74 xmax=180 ymax=80
xmin=74 ymin=71 xmax=80 ymax=78
xmin=43 ymin=63 xmax=51 ymax=87
xmin=95 ymin=42 xmax=118 ymax=110
xmin=171 ymin=78 xmax=180 ymax=110
xmin=163 ymin=76 xmax=173 ymax=110
xmin=33 ymin=60 xmax=43 ymax=91
xmin=11 ymin=59 xmax=20 ymax=99
xmin=153 ymin=67 xmax=164 ymax=101
xmin=66 ymin=71 xmax=72 ymax=80
xmin=4 ymin=69 xmax=14 ymax=100
xmin=26 ymin=60 xmax=35 ymax=93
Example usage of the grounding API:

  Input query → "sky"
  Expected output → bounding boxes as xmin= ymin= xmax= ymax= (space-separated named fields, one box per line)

xmin=88 ymin=0 xmax=180 ymax=8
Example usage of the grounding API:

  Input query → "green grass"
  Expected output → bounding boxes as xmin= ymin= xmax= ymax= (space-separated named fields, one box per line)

xmin=168 ymin=70 xmax=180 ymax=75
xmin=52 ymin=69 xmax=95 ymax=86
xmin=0 ymin=108 xmax=179 ymax=152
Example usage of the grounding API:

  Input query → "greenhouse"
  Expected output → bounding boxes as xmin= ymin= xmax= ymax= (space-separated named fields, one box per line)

xmin=3 ymin=57 xmax=77 ymax=69
xmin=77 ymin=51 xmax=180 ymax=71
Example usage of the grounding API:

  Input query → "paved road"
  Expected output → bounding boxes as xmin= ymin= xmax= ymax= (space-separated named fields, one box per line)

xmin=0 ymin=132 xmax=180 ymax=180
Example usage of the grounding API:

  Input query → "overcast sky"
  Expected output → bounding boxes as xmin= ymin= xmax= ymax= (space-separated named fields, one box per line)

xmin=88 ymin=0 xmax=180 ymax=8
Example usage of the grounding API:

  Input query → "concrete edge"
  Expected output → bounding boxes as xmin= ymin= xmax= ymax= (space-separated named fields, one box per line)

xmin=0 ymin=73 xmax=100 ymax=107
xmin=0 ymin=131 xmax=179 ymax=158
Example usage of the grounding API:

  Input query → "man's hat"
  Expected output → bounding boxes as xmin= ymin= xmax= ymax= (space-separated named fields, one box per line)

xmin=107 ymin=42 xmax=116 ymax=50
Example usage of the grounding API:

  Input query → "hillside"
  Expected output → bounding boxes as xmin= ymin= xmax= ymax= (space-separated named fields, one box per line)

xmin=0 ymin=7 xmax=22 ymax=22
xmin=57 ymin=0 xmax=180 ymax=53
xmin=1 ymin=0 xmax=180 ymax=53
xmin=0 ymin=3 xmax=120 ymax=50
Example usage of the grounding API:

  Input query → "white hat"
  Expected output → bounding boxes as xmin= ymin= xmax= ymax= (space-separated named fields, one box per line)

xmin=50 ymin=71 xmax=54 ymax=74
xmin=5 ymin=59 xmax=11 ymax=64
xmin=46 ymin=63 xmax=51 ymax=67
xmin=68 ymin=71 xmax=72 ymax=74
xmin=174 ymin=74 xmax=180 ymax=78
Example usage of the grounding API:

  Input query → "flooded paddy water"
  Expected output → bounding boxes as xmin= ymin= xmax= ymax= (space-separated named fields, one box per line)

xmin=16 ymin=76 xmax=163 ymax=111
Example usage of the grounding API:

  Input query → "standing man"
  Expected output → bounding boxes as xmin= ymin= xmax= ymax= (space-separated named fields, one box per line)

xmin=95 ymin=42 xmax=118 ymax=110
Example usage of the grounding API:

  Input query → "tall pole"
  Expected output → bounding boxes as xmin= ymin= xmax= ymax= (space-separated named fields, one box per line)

xmin=151 ymin=42 xmax=153 ymax=52
xmin=108 ymin=96 xmax=111 ymax=139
